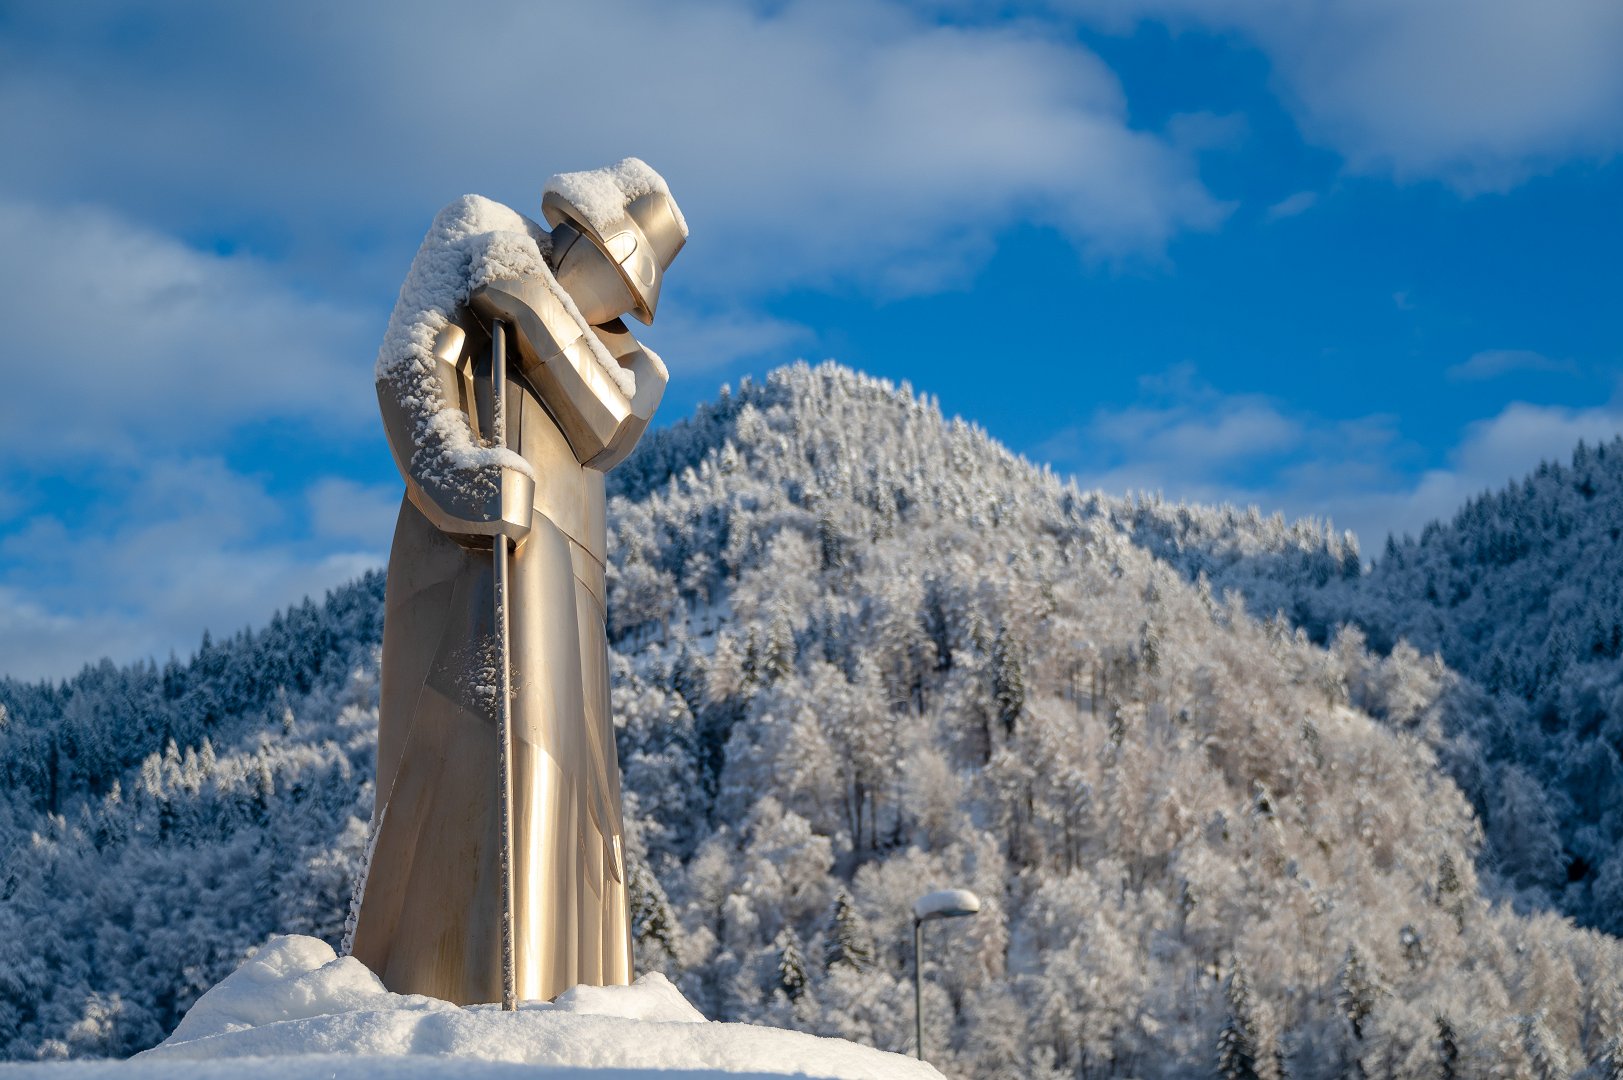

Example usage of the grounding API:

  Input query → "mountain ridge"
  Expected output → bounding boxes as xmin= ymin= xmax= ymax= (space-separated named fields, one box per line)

xmin=2 ymin=361 xmax=1620 ymax=1079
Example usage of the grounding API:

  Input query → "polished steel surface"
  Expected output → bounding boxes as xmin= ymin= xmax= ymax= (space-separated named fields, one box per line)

xmin=549 ymin=221 xmax=639 ymax=327
xmin=351 ymin=172 xmax=682 ymax=1007
xmin=470 ymin=279 xmax=632 ymax=462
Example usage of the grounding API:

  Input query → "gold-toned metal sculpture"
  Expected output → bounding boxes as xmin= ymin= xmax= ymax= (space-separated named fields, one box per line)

xmin=349 ymin=160 xmax=686 ymax=1007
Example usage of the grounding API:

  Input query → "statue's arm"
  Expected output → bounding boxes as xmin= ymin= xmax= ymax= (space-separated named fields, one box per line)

xmin=584 ymin=320 xmax=667 ymax=472
xmin=469 ymin=280 xmax=667 ymax=472
xmin=373 ymin=196 xmax=556 ymax=545
xmin=376 ymin=318 xmax=535 ymax=545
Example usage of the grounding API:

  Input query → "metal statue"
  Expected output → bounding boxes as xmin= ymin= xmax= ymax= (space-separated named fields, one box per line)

xmin=349 ymin=159 xmax=686 ymax=1007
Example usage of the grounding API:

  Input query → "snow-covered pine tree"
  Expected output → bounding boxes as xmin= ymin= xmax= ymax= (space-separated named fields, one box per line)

xmin=774 ymin=927 xmax=808 ymax=1002
xmin=1216 ymin=961 xmax=1261 ymax=1080
xmin=990 ymin=624 xmax=1024 ymax=735
xmin=1594 ymin=1034 xmax=1623 ymax=1080
xmin=1435 ymin=1014 xmax=1461 ymax=1080
xmin=1337 ymin=944 xmax=1379 ymax=1041
xmin=1520 ymin=1012 xmax=1570 ymax=1080
xmin=823 ymin=890 xmax=875 ymax=973
xmin=627 ymin=856 xmax=679 ymax=966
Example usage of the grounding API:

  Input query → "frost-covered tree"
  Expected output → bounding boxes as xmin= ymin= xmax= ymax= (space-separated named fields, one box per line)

xmin=1593 ymin=1034 xmax=1623 ymax=1080
xmin=1520 ymin=1012 xmax=1571 ymax=1080
xmin=627 ymin=856 xmax=679 ymax=968
xmin=774 ymin=928 xmax=808 ymax=1003
xmin=1216 ymin=962 xmax=1260 ymax=1080
xmin=990 ymin=625 xmax=1024 ymax=735
xmin=1132 ymin=435 xmax=1623 ymax=936
xmin=1436 ymin=1014 xmax=1461 ymax=1080
xmin=824 ymin=890 xmax=875 ymax=974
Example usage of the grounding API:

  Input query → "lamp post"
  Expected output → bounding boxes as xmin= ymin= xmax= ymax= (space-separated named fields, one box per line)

xmin=912 ymin=888 xmax=981 ymax=1061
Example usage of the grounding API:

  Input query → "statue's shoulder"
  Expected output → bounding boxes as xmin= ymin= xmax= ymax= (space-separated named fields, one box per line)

xmin=426 ymin=195 xmax=548 ymax=248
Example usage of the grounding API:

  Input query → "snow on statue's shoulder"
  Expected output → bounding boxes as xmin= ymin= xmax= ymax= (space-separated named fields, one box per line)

xmin=0 ymin=935 xmax=941 ymax=1079
xmin=375 ymin=192 xmax=635 ymax=404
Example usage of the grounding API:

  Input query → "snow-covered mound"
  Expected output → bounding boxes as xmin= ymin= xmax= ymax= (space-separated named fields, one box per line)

xmin=6 ymin=937 xmax=939 ymax=1079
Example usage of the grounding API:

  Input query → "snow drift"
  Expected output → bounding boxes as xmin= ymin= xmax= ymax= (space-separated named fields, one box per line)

xmin=9 ymin=936 xmax=936 ymax=1079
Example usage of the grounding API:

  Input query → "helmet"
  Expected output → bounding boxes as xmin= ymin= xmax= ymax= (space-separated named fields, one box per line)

xmin=542 ymin=165 xmax=687 ymax=325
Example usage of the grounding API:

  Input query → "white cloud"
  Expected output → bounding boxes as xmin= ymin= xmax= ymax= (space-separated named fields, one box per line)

xmin=1447 ymin=349 xmax=1577 ymax=381
xmin=1040 ymin=367 xmax=1623 ymax=552
xmin=0 ymin=199 xmax=392 ymax=680
xmin=1087 ymin=399 xmax=1301 ymax=465
xmin=1040 ymin=365 xmax=1305 ymax=484
xmin=1073 ymin=0 xmax=1623 ymax=191
xmin=1166 ymin=111 xmax=1250 ymax=154
xmin=0 ymin=198 xmax=375 ymax=462
xmin=0 ymin=587 xmax=148 ymax=687
xmin=0 ymin=457 xmax=384 ymax=682
xmin=0 ymin=0 xmax=1224 ymax=299
xmin=1450 ymin=400 xmax=1623 ymax=490
xmin=1265 ymin=191 xmax=1318 ymax=221
xmin=1305 ymin=401 xmax=1623 ymax=545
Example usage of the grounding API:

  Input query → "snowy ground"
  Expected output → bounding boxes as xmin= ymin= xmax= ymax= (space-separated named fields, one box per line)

xmin=5 ymin=937 xmax=940 ymax=1079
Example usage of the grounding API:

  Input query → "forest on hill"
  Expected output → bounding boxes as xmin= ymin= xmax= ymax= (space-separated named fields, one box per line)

xmin=2 ymin=363 xmax=1621 ymax=1078
xmin=1121 ymin=434 xmax=1623 ymax=936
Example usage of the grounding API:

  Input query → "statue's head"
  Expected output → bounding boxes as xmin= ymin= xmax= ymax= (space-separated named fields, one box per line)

xmin=542 ymin=160 xmax=687 ymax=327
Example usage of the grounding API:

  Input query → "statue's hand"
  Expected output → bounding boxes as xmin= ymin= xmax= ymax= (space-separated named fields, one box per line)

xmin=487 ymin=463 xmax=536 ymax=546
xmin=379 ymin=381 xmax=536 ymax=548
xmin=430 ymin=457 xmax=535 ymax=549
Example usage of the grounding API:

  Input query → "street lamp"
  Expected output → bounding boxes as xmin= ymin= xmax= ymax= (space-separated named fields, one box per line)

xmin=912 ymin=888 xmax=981 ymax=1061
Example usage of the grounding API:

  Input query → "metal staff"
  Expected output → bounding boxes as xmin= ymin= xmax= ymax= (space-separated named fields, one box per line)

xmin=491 ymin=320 xmax=518 ymax=1012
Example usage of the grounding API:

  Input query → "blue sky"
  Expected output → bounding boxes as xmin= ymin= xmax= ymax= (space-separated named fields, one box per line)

xmin=0 ymin=0 xmax=1620 ymax=680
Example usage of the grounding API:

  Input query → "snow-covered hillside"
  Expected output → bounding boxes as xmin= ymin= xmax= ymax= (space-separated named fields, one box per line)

xmin=3 ymin=363 xmax=1622 ymax=1078
xmin=1119 ymin=436 xmax=1623 ymax=933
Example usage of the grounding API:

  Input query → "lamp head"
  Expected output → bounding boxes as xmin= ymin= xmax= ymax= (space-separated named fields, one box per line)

xmin=913 ymin=889 xmax=982 ymax=922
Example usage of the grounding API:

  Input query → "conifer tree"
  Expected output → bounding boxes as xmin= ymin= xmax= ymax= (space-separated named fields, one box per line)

xmin=627 ymin=859 xmax=678 ymax=963
xmin=1437 ymin=852 xmax=1465 ymax=931
xmin=1519 ymin=1013 xmax=1568 ymax=1080
xmin=763 ymin=613 xmax=796 ymax=685
xmin=991 ymin=624 xmax=1024 ymax=735
xmin=1216 ymin=961 xmax=1260 ymax=1080
xmin=1337 ymin=944 xmax=1378 ymax=1041
xmin=1594 ymin=1034 xmax=1623 ymax=1080
xmin=1435 ymin=1015 xmax=1460 ymax=1080
xmin=774 ymin=928 xmax=808 ymax=1002
xmin=823 ymin=890 xmax=875 ymax=973
xmin=1399 ymin=924 xmax=1426 ymax=971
